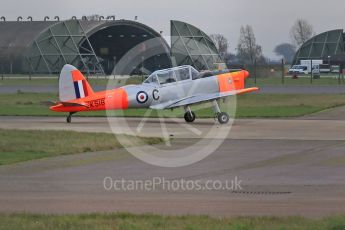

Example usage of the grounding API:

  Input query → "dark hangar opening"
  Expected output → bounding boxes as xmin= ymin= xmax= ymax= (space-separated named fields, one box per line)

xmin=82 ymin=22 xmax=172 ymax=75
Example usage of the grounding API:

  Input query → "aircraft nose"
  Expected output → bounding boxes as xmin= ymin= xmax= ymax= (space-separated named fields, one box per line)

xmin=243 ymin=70 xmax=249 ymax=79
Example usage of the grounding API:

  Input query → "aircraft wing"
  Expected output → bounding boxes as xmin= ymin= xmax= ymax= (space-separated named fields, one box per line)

xmin=150 ymin=87 xmax=259 ymax=110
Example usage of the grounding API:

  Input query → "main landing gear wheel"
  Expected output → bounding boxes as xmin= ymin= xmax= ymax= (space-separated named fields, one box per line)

xmin=217 ymin=112 xmax=230 ymax=124
xmin=66 ymin=112 xmax=76 ymax=124
xmin=184 ymin=111 xmax=196 ymax=123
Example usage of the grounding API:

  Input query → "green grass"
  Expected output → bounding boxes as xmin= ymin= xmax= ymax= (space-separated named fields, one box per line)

xmin=246 ymin=75 xmax=345 ymax=86
xmin=0 ymin=76 xmax=144 ymax=86
xmin=236 ymin=93 xmax=345 ymax=118
xmin=0 ymin=78 xmax=59 ymax=86
xmin=1 ymin=74 xmax=345 ymax=87
xmin=1 ymin=92 xmax=345 ymax=118
xmin=0 ymin=129 xmax=162 ymax=165
xmin=0 ymin=213 xmax=344 ymax=230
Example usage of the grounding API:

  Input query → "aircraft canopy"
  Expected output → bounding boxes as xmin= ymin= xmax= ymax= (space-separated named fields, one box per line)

xmin=144 ymin=65 xmax=199 ymax=86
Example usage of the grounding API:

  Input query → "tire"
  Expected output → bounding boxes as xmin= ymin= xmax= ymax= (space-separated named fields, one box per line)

xmin=217 ymin=112 xmax=229 ymax=124
xmin=67 ymin=115 xmax=72 ymax=123
xmin=184 ymin=111 xmax=196 ymax=123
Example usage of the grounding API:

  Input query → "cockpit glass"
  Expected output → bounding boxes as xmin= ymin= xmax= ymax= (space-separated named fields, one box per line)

xmin=191 ymin=68 xmax=199 ymax=80
xmin=157 ymin=70 xmax=176 ymax=85
xmin=174 ymin=67 xmax=190 ymax=81
xmin=143 ymin=74 xmax=159 ymax=85
xmin=144 ymin=66 xmax=199 ymax=85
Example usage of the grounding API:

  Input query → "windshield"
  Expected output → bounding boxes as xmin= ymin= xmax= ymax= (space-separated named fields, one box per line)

xmin=292 ymin=65 xmax=306 ymax=70
xmin=143 ymin=74 xmax=159 ymax=85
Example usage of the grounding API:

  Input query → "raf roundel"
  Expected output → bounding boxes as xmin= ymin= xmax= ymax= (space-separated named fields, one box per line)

xmin=136 ymin=91 xmax=149 ymax=104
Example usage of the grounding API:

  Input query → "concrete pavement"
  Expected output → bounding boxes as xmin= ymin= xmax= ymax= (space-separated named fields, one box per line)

xmin=0 ymin=116 xmax=345 ymax=217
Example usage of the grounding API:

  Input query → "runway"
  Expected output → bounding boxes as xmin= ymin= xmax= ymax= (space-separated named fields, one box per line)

xmin=0 ymin=116 xmax=345 ymax=217
xmin=1 ymin=116 xmax=345 ymax=140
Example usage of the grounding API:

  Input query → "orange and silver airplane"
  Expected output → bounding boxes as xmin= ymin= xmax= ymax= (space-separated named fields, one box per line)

xmin=50 ymin=64 xmax=259 ymax=124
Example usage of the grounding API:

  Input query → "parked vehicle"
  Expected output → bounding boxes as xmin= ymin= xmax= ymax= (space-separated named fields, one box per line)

xmin=319 ymin=64 xmax=331 ymax=73
xmin=288 ymin=65 xmax=308 ymax=75
xmin=300 ymin=60 xmax=323 ymax=73
xmin=289 ymin=60 xmax=324 ymax=75
xmin=331 ymin=65 xmax=340 ymax=73
xmin=312 ymin=65 xmax=320 ymax=78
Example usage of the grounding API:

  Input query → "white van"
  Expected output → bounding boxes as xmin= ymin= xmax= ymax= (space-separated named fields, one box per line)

xmin=288 ymin=65 xmax=308 ymax=75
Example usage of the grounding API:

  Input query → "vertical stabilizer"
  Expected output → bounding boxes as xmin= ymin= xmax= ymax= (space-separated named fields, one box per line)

xmin=59 ymin=64 xmax=94 ymax=102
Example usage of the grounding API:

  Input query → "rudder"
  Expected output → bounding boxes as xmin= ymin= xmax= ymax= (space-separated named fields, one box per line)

xmin=59 ymin=64 xmax=94 ymax=102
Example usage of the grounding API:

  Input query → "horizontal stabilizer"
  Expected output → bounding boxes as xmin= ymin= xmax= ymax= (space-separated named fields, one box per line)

xmin=61 ymin=102 xmax=90 ymax=108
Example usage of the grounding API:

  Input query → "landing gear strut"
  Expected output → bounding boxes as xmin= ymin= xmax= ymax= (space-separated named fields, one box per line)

xmin=66 ymin=112 xmax=76 ymax=123
xmin=184 ymin=106 xmax=196 ymax=123
xmin=212 ymin=100 xmax=230 ymax=124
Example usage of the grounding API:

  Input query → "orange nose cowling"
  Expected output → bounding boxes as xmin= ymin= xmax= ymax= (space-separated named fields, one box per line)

xmin=243 ymin=70 xmax=249 ymax=79
xmin=231 ymin=70 xmax=248 ymax=90
xmin=217 ymin=70 xmax=250 ymax=93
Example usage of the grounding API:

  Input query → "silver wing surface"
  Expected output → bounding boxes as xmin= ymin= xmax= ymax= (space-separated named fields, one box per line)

xmin=150 ymin=87 xmax=259 ymax=110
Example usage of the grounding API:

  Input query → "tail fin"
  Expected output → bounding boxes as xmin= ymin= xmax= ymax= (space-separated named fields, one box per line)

xmin=59 ymin=64 xmax=94 ymax=102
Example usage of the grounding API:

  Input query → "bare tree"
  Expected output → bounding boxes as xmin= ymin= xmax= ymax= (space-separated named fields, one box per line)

xmin=274 ymin=43 xmax=296 ymax=63
xmin=290 ymin=19 xmax=315 ymax=47
xmin=236 ymin=25 xmax=263 ymax=64
xmin=210 ymin=34 xmax=229 ymax=60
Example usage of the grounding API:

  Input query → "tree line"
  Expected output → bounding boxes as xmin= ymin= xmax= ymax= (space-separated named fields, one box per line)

xmin=211 ymin=19 xmax=315 ymax=65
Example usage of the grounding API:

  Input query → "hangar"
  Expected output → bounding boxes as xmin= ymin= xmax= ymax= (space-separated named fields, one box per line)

xmin=0 ymin=17 xmax=222 ymax=75
xmin=293 ymin=29 xmax=345 ymax=66
xmin=171 ymin=20 xmax=222 ymax=71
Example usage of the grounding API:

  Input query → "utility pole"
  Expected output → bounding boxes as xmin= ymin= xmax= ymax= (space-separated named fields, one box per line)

xmin=310 ymin=59 xmax=313 ymax=84
xmin=281 ymin=59 xmax=285 ymax=85
xmin=338 ymin=63 xmax=341 ymax=85
xmin=113 ymin=56 xmax=117 ymax=79
xmin=1 ymin=57 xmax=4 ymax=80
xmin=141 ymin=56 xmax=144 ymax=83
xmin=254 ymin=59 xmax=257 ymax=85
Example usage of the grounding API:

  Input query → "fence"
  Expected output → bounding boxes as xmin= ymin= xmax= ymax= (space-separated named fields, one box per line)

xmin=236 ymin=59 xmax=345 ymax=86
xmin=1 ymin=58 xmax=345 ymax=86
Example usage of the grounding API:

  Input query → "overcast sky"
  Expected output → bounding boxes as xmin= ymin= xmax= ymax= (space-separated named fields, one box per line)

xmin=1 ymin=0 xmax=345 ymax=59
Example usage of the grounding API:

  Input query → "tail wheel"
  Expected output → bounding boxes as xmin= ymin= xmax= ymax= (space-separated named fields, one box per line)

xmin=217 ymin=112 xmax=230 ymax=124
xmin=67 ymin=115 xmax=72 ymax=123
xmin=66 ymin=112 xmax=75 ymax=124
xmin=184 ymin=111 xmax=196 ymax=123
